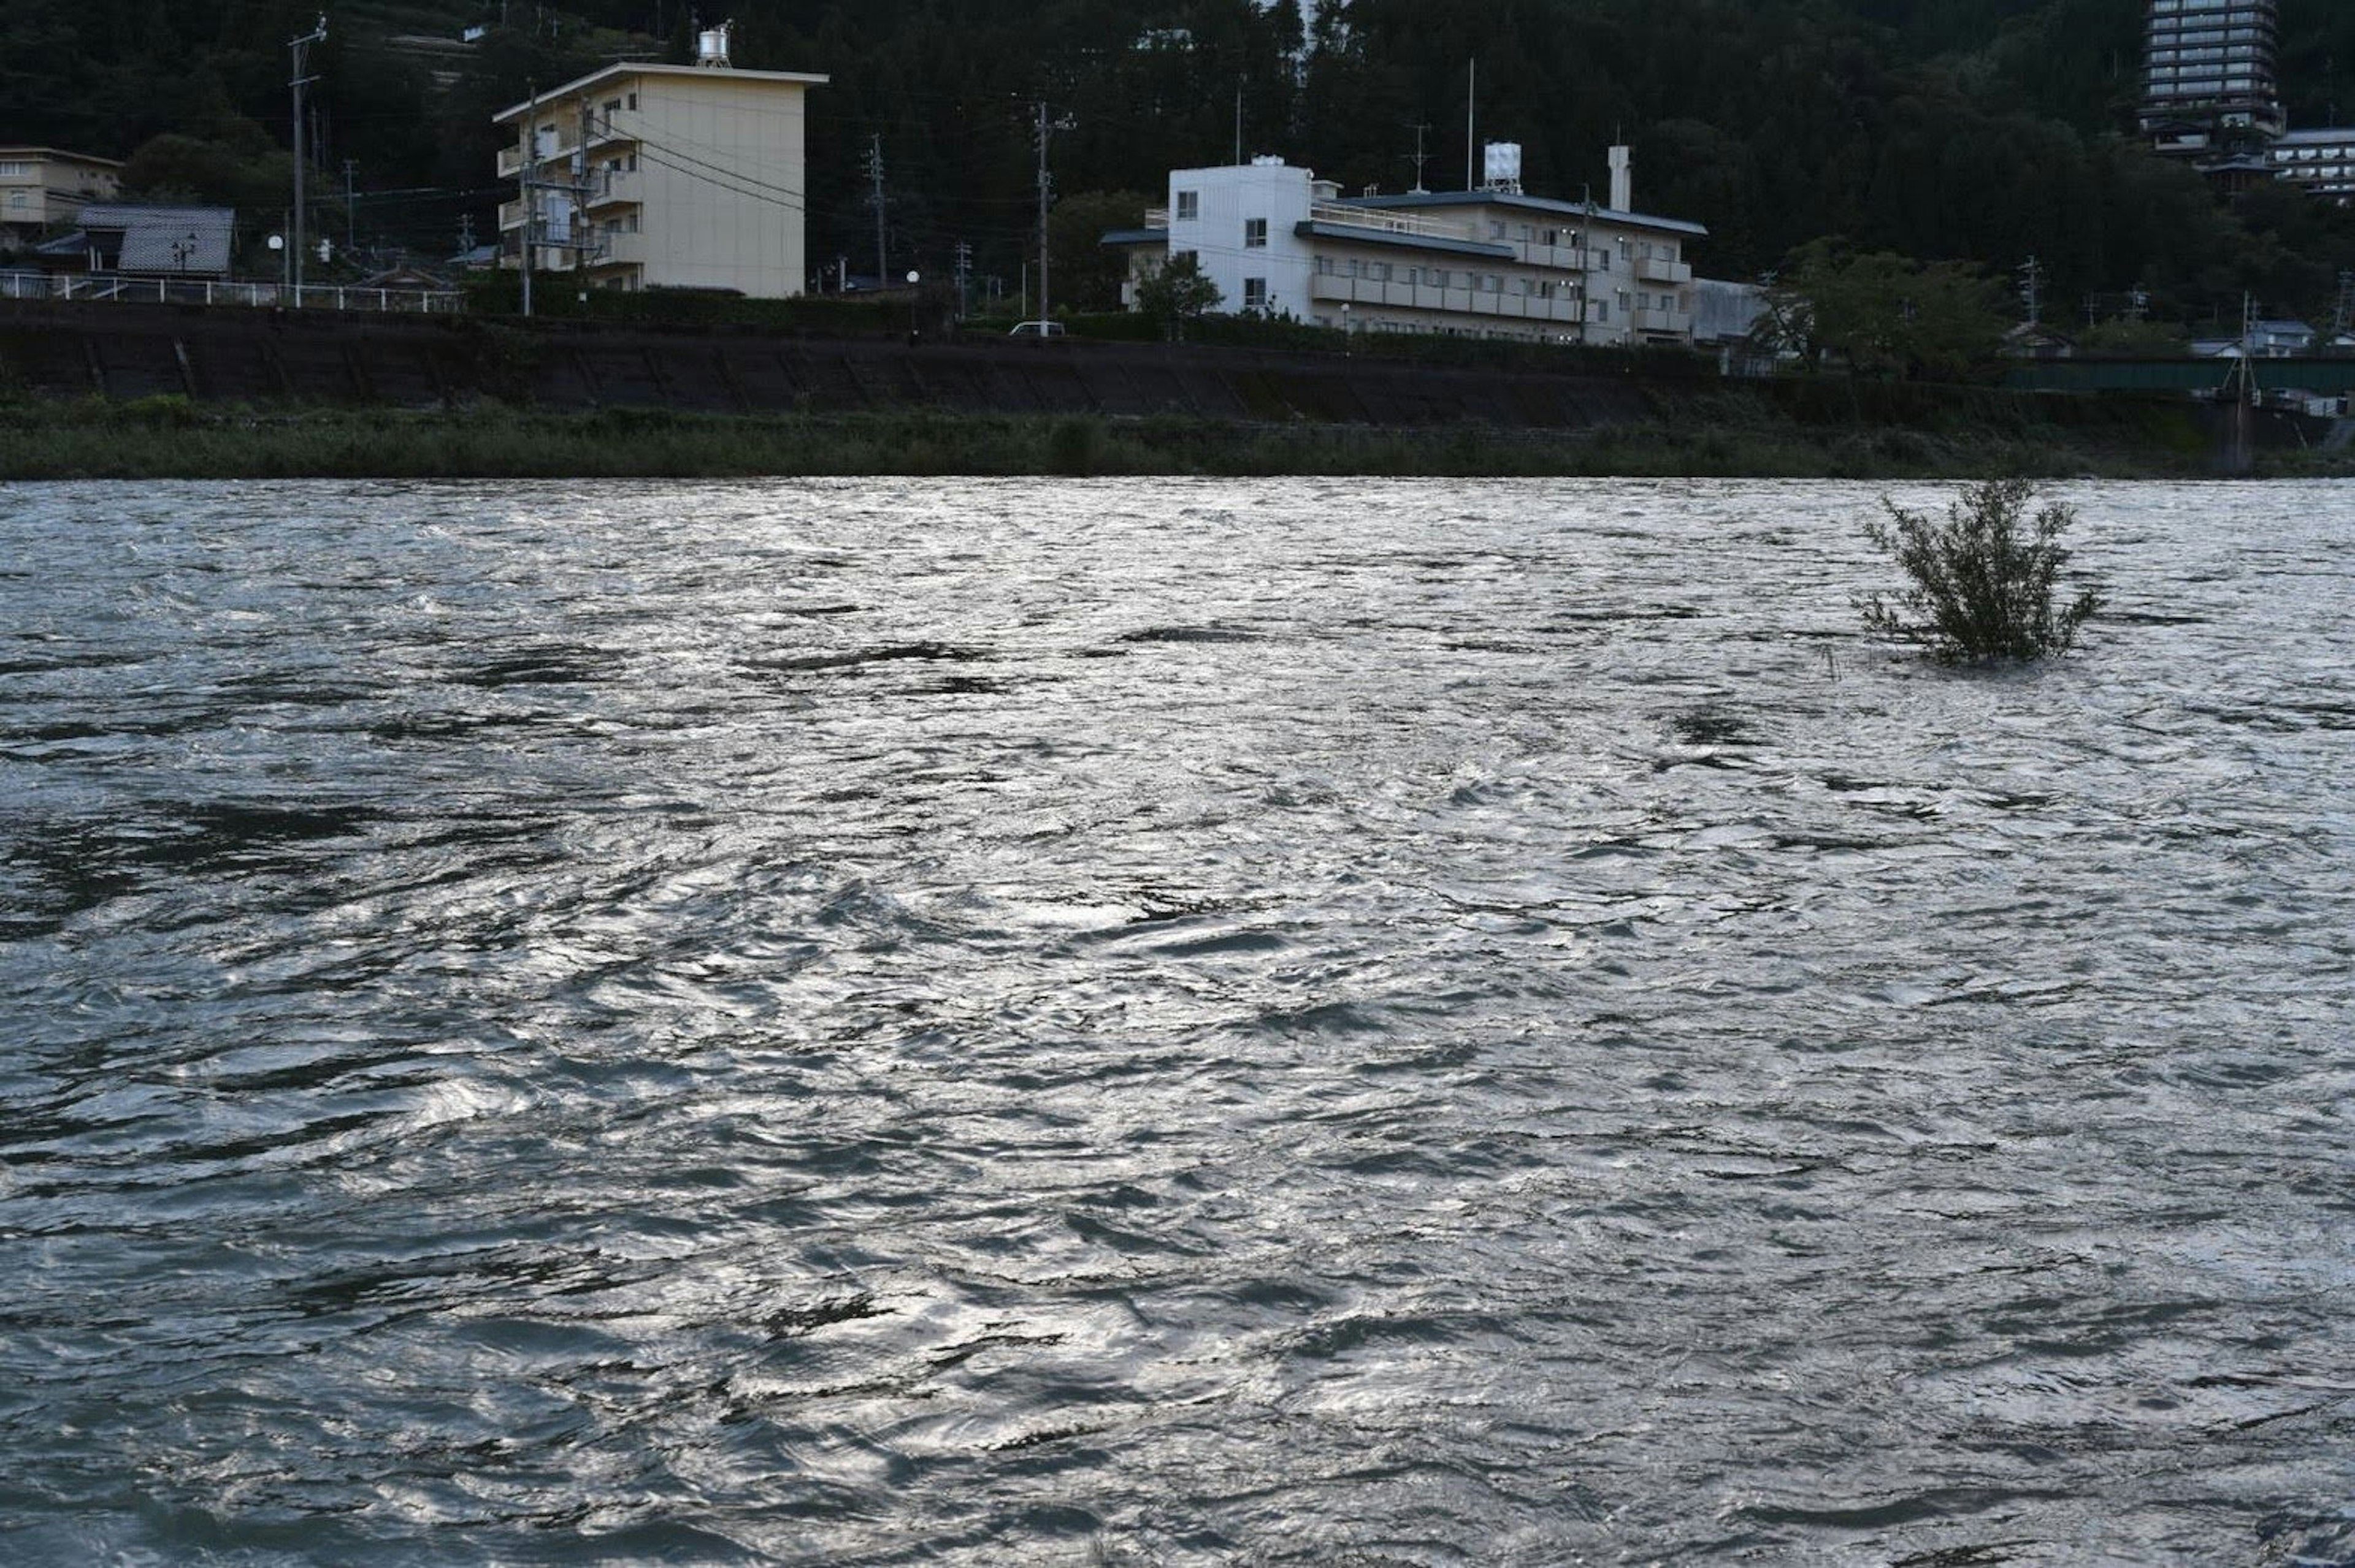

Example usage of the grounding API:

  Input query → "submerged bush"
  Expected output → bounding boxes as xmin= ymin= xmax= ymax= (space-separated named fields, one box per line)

xmin=1859 ymin=477 xmax=2100 ymax=660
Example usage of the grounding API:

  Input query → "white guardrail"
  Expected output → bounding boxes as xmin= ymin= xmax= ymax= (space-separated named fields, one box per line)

xmin=0 ymin=270 xmax=464 ymax=314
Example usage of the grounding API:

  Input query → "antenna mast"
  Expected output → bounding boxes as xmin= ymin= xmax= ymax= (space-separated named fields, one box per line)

xmin=1404 ymin=121 xmax=1431 ymax=193
xmin=1465 ymin=59 xmax=1476 ymax=190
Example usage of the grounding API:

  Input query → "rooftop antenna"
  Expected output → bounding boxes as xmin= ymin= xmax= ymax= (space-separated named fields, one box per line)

xmin=1403 ymin=121 xmax=1431 ymax=193
xmin=1235 ymin=83 xmax=1243 ymax=165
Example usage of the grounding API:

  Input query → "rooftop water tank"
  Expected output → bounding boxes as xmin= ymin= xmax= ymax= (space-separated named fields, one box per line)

xmin=695 ymin=20 xmax=732 ymax=67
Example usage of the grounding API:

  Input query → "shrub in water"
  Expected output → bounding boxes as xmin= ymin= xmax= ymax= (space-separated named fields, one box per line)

xmin=1859 ymin=476 xmax=2100 ymax=660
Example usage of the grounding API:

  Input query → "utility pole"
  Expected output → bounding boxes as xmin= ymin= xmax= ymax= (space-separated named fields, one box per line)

xmin=954 ymin=239 xmax=973 ymax=318
xmin=288 ymin=13 xmax=327 ymax=299
xmin=343 ymin=158 xmax=358 ymax=253
xmin=2017 ymin=255 xmax=2043 ymax=328
xmin=521 ymin=81 xmax=537 ymax=316
xmin=1033 ymin=101 xmax=1073 ymax=324
xmin=865 ymin=134 xmax=887 ymax=286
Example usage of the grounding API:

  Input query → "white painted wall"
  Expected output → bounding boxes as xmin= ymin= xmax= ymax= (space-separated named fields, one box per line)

xmin=1166 ymin=161 xmax=1317 ymax=319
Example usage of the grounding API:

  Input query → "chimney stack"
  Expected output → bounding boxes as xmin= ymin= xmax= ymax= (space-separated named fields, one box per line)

xmin=1607 ymin=144 xmax=1631 ymax=211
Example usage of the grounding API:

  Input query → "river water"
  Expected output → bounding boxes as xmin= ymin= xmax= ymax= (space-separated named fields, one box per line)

xmin=1 ymin=477 xmax=2349 ymax=1566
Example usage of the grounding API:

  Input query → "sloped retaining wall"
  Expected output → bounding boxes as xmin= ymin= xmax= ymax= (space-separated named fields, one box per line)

xmin=0 ymin=300 xmax=1652 ymax=430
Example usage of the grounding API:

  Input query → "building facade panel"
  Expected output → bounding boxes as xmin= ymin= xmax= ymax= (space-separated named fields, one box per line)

xmin=1 ymin=148 xmax=123 ymax=233
xmin=494 ymin=61 xmax=823 ymax=299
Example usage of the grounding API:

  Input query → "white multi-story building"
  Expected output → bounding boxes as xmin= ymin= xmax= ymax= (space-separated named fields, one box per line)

xmin=2269 ymin=127 xmax=2355 ymax=199
xmin=493 ymin=41 xmax=826 ymax=298
xmin=2139 ymin=0 xmax=2284 ymax=152
xmin=0 ymin=147 xmax=122 ymax=235
xmin=1111 ymin=148 xmax=1704 ymax=348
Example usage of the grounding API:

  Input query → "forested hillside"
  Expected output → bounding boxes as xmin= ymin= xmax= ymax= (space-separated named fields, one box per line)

xmin=5 ymin=0 xmax=2353 ymax=326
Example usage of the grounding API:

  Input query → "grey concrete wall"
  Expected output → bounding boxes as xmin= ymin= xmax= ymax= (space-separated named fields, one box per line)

xmin=0 ymin=300 xmax=1656 ymax=430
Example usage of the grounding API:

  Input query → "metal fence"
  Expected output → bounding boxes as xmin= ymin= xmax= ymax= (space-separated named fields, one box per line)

xmin=0 ymin=270 xmax=464 ymax=314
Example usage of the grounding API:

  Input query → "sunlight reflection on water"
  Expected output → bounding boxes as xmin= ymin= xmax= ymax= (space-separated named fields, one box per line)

xmin=1 ymin=476 xmax=2351 ymax=1566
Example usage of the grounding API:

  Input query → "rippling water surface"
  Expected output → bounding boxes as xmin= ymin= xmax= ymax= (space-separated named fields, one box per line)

xmin=2 ymin=476 xmax=2351 ymax=1566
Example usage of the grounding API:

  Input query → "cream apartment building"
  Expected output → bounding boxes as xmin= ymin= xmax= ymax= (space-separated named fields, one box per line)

xmin=494 ymin=54 xmax=826 ymax=297
xmin=1 ymin=148 xmax=123 ymax=235
xmin=1112 ymin=150 xmax=1703 ymax=348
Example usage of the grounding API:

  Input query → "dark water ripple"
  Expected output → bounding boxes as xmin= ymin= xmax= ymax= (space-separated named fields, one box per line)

xmin=1 ymin=477 xmax=2351 ymax=1566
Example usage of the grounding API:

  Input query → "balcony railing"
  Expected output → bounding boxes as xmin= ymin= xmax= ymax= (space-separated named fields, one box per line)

xmin=583 ymin=169 xmax=643 ymax=211
xmin=588 ymin=231 xmax=645 ymax=267
xmin=1309 ymin=273 xmax=1582 ymax=324
xmin=1636 ymin=256 xmax=1693 ymax=285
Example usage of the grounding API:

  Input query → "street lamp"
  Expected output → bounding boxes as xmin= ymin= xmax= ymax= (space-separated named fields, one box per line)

xmin=906 ymin=269 xmax=921 ymax=345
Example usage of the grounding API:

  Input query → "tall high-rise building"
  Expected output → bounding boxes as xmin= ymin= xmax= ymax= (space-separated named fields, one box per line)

xmin=2139 ymin=0 xmax=2284 ymax=153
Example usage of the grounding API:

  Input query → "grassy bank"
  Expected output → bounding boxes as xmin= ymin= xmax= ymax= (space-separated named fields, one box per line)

xmin=0 ymin=392 xmax=2329 ymax=481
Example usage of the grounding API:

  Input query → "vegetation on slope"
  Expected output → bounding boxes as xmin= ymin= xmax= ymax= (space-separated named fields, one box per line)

xmin=2 ymin=1 xmax=2353 ymax=335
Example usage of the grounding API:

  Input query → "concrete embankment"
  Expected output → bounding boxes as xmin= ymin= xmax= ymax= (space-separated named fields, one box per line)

xmin=0 ymin=299 xmax=1655 ymax=429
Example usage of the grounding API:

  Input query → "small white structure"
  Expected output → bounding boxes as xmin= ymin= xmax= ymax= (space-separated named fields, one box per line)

xmin=493 ymin=57 xmax=827 ymax=298
xmin=1116 ymin=147 xmax=1706 ymax=348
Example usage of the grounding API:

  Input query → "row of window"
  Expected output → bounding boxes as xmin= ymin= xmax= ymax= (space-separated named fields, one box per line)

xmin=2145 ymin=25 xmax=2273 ymax=42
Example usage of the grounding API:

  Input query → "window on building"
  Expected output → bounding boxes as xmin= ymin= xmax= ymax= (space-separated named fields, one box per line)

xmin=1596 ymin=301 xmax=1609 ymax=322
xmin=1488 ymin=221 xmax=1507 ymax=239
xmin=1315 ymin=255 xmax=1336 ymax=275
xmin=1618 ymin=239 xmax=1631 ymax=261
xmin=0 ymin=161 xmax=31 ymax=177
xmin=626 ymin=93 xmax=638 ymax=110
xmin=1244 ymin=217 xmax=1267 ymax=247
xmin=1243 ymin=277 xmax=1268 ymax=308
xmin=1372 ymin=262 xmax=1391 ymax=281
xmin=1176 ymin=189 xmax=1199 ymax=221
